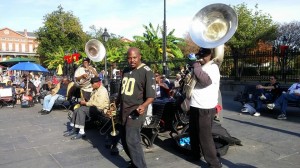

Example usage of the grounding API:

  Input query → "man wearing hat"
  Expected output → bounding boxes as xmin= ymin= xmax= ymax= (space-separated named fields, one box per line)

xmin=64 ymin=77 xmax=110 ymax=140
xmin=188 ymin=48 xmax=222 ymax=167
xmin=74 ymin=57 xmax=98 ymax=101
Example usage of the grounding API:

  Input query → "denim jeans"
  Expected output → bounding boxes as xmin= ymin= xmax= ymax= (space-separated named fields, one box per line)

xmin=42 ymin=94 xmax=62 ymax=111
xmin=274 ymin=93 xmax=300 ymax=115
xmin=256 ymin=92 xmax=273 ymax=112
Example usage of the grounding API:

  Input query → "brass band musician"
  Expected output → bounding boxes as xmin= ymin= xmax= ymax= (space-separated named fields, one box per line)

xmin=74 ymin=58 xmax=98 ymax=101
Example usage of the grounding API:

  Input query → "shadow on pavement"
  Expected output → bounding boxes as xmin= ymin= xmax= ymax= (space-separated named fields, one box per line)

xmin=224 ymin=117 xmax=300 ymax=137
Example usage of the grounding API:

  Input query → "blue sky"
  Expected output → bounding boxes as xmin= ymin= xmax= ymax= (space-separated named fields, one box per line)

xmin=0 ymin=0 xmax=299 ymax=40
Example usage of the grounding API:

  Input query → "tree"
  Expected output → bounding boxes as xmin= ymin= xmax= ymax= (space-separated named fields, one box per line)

xmin=132 ymin=23 xmax=184 ymax=73
xmin=35 ymin=5 xmax=88 ymax=68
xmin=86 ymin=25 xmax=129 ymax=71
xmin=227 ymin=3 xmax=278 ymax=79
xmin=276 ymin=21 xmax=300 ymax=51
xmin=179 ymin=33 xmax=200 ymax=57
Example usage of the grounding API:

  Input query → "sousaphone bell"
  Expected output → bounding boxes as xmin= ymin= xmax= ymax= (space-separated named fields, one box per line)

xmin=189 ymin=3 xmax=238 ymax=63
xmin=85 ymin=39 xmax=106 ymax=62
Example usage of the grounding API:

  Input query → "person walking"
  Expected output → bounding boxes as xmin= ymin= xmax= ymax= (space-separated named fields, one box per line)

xmin=117 ymin=47 xmax=156 ymax=168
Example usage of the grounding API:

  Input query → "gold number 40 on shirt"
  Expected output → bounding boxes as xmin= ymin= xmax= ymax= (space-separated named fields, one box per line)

xmin=121 ymin=77 xmax=135 ymax=96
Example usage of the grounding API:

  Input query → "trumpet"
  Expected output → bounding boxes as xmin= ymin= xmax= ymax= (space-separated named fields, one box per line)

xmin=99 ymin=103 xmax=119 ymax=136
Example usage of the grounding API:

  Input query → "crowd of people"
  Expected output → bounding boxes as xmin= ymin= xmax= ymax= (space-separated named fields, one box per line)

xmin=1 ymin=45 xmax=300 ymax=168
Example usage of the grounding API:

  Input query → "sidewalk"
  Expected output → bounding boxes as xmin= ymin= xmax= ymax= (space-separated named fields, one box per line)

xmin=0 ymin=92 xmax=299 ymax=168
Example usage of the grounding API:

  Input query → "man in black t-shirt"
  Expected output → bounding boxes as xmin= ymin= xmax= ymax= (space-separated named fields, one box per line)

xmin=255 ymin=75 xmax=280 ymax=116
xmin=117 ymin=47 xmax=156 ymax=168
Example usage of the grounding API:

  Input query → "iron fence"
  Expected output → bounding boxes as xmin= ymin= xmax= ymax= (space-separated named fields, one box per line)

xmin=221 ymin=50 xmax=300 ymax=83
xmin=106 ymin=50 xmax=300 ymax=83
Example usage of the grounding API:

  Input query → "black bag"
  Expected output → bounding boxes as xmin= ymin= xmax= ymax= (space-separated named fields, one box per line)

xmin=174 ymin=133 xmax=230 ymax=156
xmin=174 ymin=121 xmax=242 ymax=156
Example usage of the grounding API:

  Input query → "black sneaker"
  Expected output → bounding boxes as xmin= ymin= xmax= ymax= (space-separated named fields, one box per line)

xmin=63 ymin=130 xmax=77 ymax=137
xmin=277 ymin=114 xmax=287 ymax=120
xmin=38 ymin=109 xmax=45 ymax=113
xmin=71 ymin=133 xmax=86 ymax=140
xmin=41 ymin=110 xmax=51 ymax=115
xmin=110 ymin=143 xmax=123 ymax=155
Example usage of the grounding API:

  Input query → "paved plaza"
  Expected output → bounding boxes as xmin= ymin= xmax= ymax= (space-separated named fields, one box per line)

xmin=0 ymin=91 xmax=299 ymax=168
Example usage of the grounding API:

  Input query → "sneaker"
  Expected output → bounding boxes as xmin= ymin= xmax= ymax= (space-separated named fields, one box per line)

xmin=259 ymin=94 xmax=267 ymax=100
xmin=253 ymin=112 xmax=261 ymax=117
xmin=277 ymin=114 xmax=287 ymax=120
xmin=267 ymin=103 xmax=275 ymax=110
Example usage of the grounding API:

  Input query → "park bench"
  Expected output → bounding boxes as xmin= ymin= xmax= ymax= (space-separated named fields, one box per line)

xmin=234 ymin=84 xmax=300 ymax=109
xmin=141 ymin=100 xmax=167 ymax=148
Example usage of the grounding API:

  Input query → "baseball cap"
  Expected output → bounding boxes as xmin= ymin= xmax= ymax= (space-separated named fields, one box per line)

xmin=83 ymin=57 xmax=90 ymax=63
xmin=197 ymin=48 xmax=212 ymax=58
xmin=90 ymin=77 xmax=101 ymax=84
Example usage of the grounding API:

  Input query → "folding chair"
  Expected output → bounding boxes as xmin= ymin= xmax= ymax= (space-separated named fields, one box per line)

xmin=0 ymin=87 xmax=15 ymax=108
xmin=53 ymin=82 xmax=78 ymax=111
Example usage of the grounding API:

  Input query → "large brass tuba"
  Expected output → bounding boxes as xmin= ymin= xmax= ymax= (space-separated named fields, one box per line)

xmin=189 ymin=3 xmax=238 ymax=64
xmin=183 ymin=3 xmax=238 ymax=99
xmin=74 ymin=39 xmax=106 ymax=88
xmin=85 ymin=39 xmax=106 ymax=62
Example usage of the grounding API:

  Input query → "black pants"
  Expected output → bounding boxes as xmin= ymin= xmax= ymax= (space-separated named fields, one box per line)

xmin=189 ymin=106 xmax=221 ymax=168
xmin=120 ymin=119 xmax=147 ymax=168
xmin=81 ymin=90 xmax=91 ymax=102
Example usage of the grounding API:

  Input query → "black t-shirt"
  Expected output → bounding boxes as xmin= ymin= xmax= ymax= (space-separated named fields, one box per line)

xmin=264 ymin=82 xmax=280 ymax=95
xmin=120 ymin=63 xmax=156 ymax=126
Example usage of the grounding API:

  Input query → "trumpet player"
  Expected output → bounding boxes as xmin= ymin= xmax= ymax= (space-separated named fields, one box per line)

xmin=74 ymin=58 xmax=98 ymax=101
xmin=64 ymin=77 xmax=109 ymax=140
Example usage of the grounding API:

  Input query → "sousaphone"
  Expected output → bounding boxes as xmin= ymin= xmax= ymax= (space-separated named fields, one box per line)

xmin=189 ymin=3 xmax=238 ymax=63
xmin=74 ymin=39 xmax=106 ymax=88
xmin=183 ymin=3 xmax=238 ymax=99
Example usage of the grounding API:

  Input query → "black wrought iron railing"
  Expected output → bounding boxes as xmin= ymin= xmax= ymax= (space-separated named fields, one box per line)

xmin=106 ymin=50 xmax=300 ymax=83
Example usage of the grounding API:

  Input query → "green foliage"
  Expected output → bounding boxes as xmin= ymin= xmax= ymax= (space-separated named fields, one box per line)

xmin=228 ymin=3 xmax=277 ymax=51
xmin=35 ymin=5 xmax=88 ymax=66
xmin=131 ymin=23 xmax=185 ymax=73
xmin=132 ymin=23 xmax=184 ymax=61
xmin=106 ymin=38 xmax=128 ymax=63
xmin=44 ymin=46 xmax=67 ymax=70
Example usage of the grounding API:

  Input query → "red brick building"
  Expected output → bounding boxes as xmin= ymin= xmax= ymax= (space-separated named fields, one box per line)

xmin=0 ymin=27 xmax=38 ymax=61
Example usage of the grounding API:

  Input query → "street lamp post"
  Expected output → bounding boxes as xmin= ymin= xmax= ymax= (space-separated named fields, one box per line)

xmin=101 ymin=28 xmax=110 ymax=88
xmin=163 ymin=0 xmax=168 ymax=77
xmin=281 ymin=36 xmax=288 ymax=83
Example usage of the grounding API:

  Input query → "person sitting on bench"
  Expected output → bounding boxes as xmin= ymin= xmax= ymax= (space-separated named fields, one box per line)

xmin=64 ymin=77 xmax=109 ymax=140
xmin=267 ymin=77 xmax=300 ymax=120
xmin=255 ymin=75 xmax=280 ymax=116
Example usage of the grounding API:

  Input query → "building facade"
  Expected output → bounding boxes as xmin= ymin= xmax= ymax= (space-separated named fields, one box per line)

xmin=0 ymin=27 xmax=38 ymax=61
